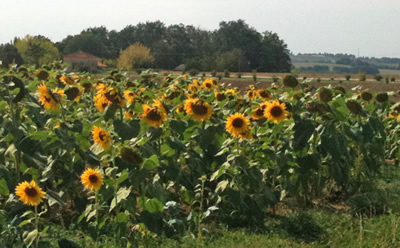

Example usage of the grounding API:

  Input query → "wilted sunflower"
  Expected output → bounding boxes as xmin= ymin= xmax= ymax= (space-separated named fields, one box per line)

xmin=80 ymin=168 xmax=103 ymax=191
xmin=60 ymin=75 xmax=75 ymax=85
xmin=184 ymin=98 xmax=213 ymax=121
xmin=226 ymin=113 xmax=251 ymax=138
xmin=37 ymin=83 xmax=58 ymax=111
xmin=360 ymin=91 xmax=373 ymax=101
xmin=124 ymin=90 xmax=136 ymax=104
xmin=92 ymin=126 xmax=111 ymax=150
xmin=15 ymin=180 xmax=46 ymax=206
xmin=140 ymin=104 xmax=168 ymax=127
xmin=264 ymin=101 xmax=289 ymax=123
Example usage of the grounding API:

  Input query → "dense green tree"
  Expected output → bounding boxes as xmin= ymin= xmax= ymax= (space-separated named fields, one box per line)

xmin=259 ymin=31 xmax=291 ymax=72
xmin=14 ymin=35 xmax=59 ymax=66
xmin=0 ymin=43 xmax=24 ymax=67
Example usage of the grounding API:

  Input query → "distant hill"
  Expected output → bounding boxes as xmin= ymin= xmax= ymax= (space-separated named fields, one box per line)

xmin=291 ymin=53 xmax=400 ymax=74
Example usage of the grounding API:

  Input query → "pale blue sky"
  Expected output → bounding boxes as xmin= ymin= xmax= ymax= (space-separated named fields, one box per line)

xmin=1 ymin=0 xmax=399 ymax=57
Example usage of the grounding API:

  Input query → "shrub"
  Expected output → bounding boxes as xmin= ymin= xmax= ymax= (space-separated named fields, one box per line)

xmin=236 ymin=73 xmax=242 ymax=78
xmin=224 ymin=69 xmax=230 ymax=78
xmin=188 ymin=68 xmax=199 ymax=76
xmin=358 ymin=72 xmax=366 ymax=81
xmin=391 ymin=77 xmax=396 ymax=82
xmin=374 ymin=75 xmax=383 ymax=81
xmin=317 ymin=78 xmax=321 ymax=82
xmin=211 ymin=70 xmax=217 ymax=77
xmin=345 ymin=75 xmax=351 ymax=81
xmin=217 ymin=74 xmax=223 ymax=80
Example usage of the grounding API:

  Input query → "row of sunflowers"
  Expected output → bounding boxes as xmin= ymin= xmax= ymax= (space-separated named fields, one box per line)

xmin=0 ymin=64 xmax=397 ymax=246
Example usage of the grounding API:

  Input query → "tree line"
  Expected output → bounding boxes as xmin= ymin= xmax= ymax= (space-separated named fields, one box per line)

xmin=0 ymin=20 xmax=292 ymax=72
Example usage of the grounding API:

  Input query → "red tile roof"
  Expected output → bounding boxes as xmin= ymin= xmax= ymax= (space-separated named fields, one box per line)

xmin=63 ymin=51 xmax=99 ymax=60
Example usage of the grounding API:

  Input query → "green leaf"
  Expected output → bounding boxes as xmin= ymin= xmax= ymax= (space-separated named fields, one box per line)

xmin=0 ymin=178 xmax=9 ymax=196
xmin=24 ymin=229 xmax=38 ymax=247
xmin=104 ymin=103 xmax=118 ymax=121
xmin=292 ymin=115 xmax=315 ymax=150
xmin=115 ymin=212 xmax=129 ymax=223
xmin=110 ymin=187 xmax=132 ymax=212
xmin=142 ymin=155 xmax=159 ymax=170
xmin=113 ymin=119 xmax=139 ymax=141
xmin=144 ymin=198 xmax=164 ymax=213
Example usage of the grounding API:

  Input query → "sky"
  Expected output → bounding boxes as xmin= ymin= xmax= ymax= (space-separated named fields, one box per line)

xmin=1 ymin=0 xmax=399 ymax=58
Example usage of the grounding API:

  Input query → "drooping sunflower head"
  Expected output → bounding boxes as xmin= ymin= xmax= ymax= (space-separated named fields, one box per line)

xmin=92 ymin=126 xmax=111 ymax=150
xmin=184 ymin=98 xmax=213 ymax=121
xmin=226 ymin=113 xmax=251 ymax=138
xmin=376 ymin=92 xmax=389 ymax=103
xmin=124 ymin=90 xmax=136 ymax=104
xmin=360 ymin=91 xmax=373 ymax=101
xmin=140 ymin=104 xmax=168 ymax=127
xmin=264 ymin=101 xmax=289 ymax=123
xmin=37 ymin=83 xmax=58 ymax=111
xmin=80 ymin=168 xmax=103 ymax=191
xmin=15 ymin=180 xmax=46 ymax=206
xmin=60 ymin=75 xmax=75 ymax=85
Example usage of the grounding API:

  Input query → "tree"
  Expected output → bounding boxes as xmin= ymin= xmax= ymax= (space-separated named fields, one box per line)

xmin=117 ymin=42 xmax=153 ymax=70
xmin=14 ymin=35 xmax=59 ymax=66
xmin=259 ymin=31 xmax=291 ymax=72
xmin=214 ymin=49 xmax=249 ymax=72
xmin=0 ymin=43 xmax=24 ymax=67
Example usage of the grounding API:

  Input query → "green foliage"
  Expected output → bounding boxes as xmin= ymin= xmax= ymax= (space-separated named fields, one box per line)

xmin=0 ymin=43 xmax=24 ymax=67
xmin=14 ymin=35 xmax=60 ymax=66
xmin=375 ymin=74 xmax=383 ymax=81
xmin=282 ymin=212 xmax=324 ymax=242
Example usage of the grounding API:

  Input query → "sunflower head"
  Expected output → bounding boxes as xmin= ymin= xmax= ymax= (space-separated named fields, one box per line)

xmin=35 ymin=69 xmax=49 ymax=81
xmin=264 ymin=101 xmax=289 ymax=123
xmin=15 ymin=180 xmax=46 ymax=206
xmin=376 ymin=92 xmax=389 ymax=103
xmin=94 ymin=94 xmax=110 ymax=112
xmin=37 ymin=83 xmax=59 ymax=111
xmin=92 ymin=126 xmax=111 ymax=150
xmin=60 ymin=75 xmax=75 ymax=85
xmin=258 ymin=89 xmax=271 ymax=100
xmin=214 ymin=91 xmax=226 ymax=101
xmin=124 ymin=90 xmax=136 ymax=104
xmin=360 ymin=91 xmax=373 ymax=101
xmin=318 ymin=88 xmax=333 ymax=102
xmin=184 ymin=98 xmax=213 ymax=121
xmin=252 ymin=107 xmax=266 ymax=120
xmin=202 ymin=78 xmax=216 ymax=90
xmin=282 ymin=75 xmax=299 ymax=88
xmin=81 ymin=168 xmax=104 ymax=191
xmin=226 ymin=113 xmax=251 ymax=138
xmin=140 ymin=104 xmax=168 ymax=127
xmin=247 ymin=90 xmax=258 ymax=100
xmin=346 ymin=100 xmax=363 ymax=115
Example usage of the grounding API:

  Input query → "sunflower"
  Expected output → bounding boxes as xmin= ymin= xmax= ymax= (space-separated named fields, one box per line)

xmin=60 ymin=75 xmax=75 ymax=85
xmin=239 ymin=130 xmax=253 ymax=140
xmin=247 ymin=90 xmax=258 ymax=100
xmin=124 ymin=90 xmax=136 ymax=104
xmin=202 ymin=78 xmax=216 ymax=90
xmin=124 ymin=110 xmax=135 ymax=119
xmin=37 ymin=83 xmax=58 ymax=111
xmin=94 ymin=94 xmax=110 ymax=112
xmin=214 ymin=91 xmax=226 ymax=101
xmin=80 ymin=168 xmax=103 ymax=191
xmin=225 ymin=89 xmax=237 ymax=95
xmin=92 ymin=126 xmax=111 ymax=150
xmin=140 ymin=104 xmax=168 ymax=127
xmin=184 ymin=98 xmax=213 ymax=121
xmin=104 ymin=87 xmax=126 ymax=107
xmin=258 ymin=89 xmax=271 ymax=100
xmin=252 ymin=107 xmax=266 ymax=120
xmin=15 ymin=180 xmax=46 ymax=206
xmin=226 ymin=113 xmax=251 ymax=138
xmin=264 ymin=101 xmax=289 ymax=123
xmin=188 ymin=83 xmax=199 ymax=93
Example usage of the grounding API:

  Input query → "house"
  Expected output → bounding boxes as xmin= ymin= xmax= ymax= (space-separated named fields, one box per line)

xmin=63 ymin=51 xmax=100 ymax=72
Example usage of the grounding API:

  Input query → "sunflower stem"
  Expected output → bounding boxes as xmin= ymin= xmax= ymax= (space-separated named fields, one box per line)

xmin=34 ymin=205 xmax=39 ymax=248
xmin=119 ymin=107 xmax=123 ymax=121
xmin=95 ymin=191 xmax=100 ymax=248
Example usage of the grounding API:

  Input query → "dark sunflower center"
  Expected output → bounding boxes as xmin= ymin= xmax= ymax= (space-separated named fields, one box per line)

xmin=232 ymin=118 xmax=244 ymax=128
xmin=216 ymin=93 xmax=225 ymax=101
xmin=99 ymin=132 xmax=105 ymax=141
xmin=191 ymin=103 xmax=208 ymax=115
xmin=89 ymin=174 xmax=98 ymax=183
xmin=205 ymin=83 xmax=212 ymax=88
xmin=256 ymin=108 xmax=264 ymax=116
xmin=259 ymin=91 xmax=269 ymax=98
xmin=102 ymin=103 xmax=108 ymax=109
xmin=147 ymin=109 xmax=162 ymax=121
xmin=25 ymin=187 xmax=38 ymax=197
xmin=45 ymin=96 xmax=52 ymax=102
xmin=270 ymin=106 xmax=283 ymax=117
xmin=248 ymin=92 xmax=254 ymax=97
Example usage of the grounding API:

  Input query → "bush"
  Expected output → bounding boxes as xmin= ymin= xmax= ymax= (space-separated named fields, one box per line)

xmin=374 ymin=75 xmax=383 ymax=81
xmin=317 ymin=78 xmax=321 ymax=82
xmin=188 ymin=68 xmax=199 ymax=76
xmin=282 ymin=212 xmax=324 ymax=242
xmin=345 ymin=75 xmax=351 ymax=81
xmin=211 ymin=70 xmax=217 ymax=77
xmin=272 ymin=76 xmax=279 ymax=82
xmin=391 ymin=77 xmax=396 ymax=82
xmin=217 ymin=74 xmax=223 ymax=80
xmin=236 ymin=73 xmax=242 ymax=78
xmin=224 ymin=69 xmax=230 ymax=78
xmin=358 ymin=72 xmax=366 ymax=81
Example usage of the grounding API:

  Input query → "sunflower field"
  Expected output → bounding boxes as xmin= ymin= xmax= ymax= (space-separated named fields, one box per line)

xmin=0 ymin=63 xmax=399 ymax=247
